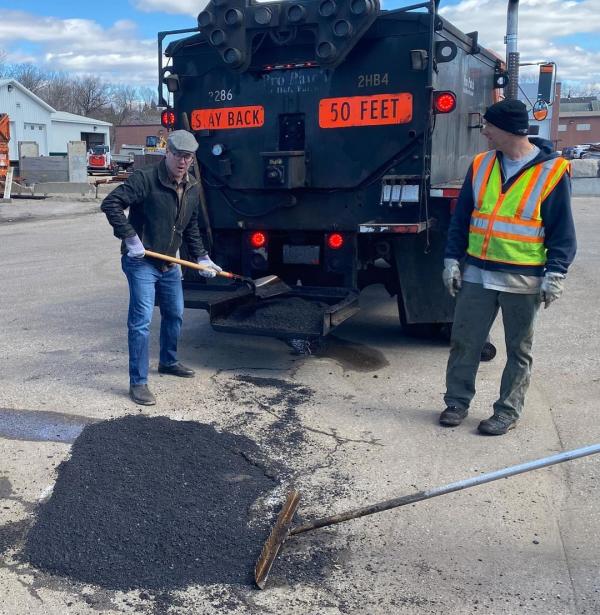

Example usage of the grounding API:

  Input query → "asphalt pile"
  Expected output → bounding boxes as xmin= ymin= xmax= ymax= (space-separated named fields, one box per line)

xmin=215 ymin=297 xmax=329 ymax=334
xmin=25 ymin=415 xmax=277 ymax=590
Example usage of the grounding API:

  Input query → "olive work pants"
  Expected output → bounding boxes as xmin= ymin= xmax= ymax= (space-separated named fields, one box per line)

xmin=444 ymin=281 xmax=542 ymax=419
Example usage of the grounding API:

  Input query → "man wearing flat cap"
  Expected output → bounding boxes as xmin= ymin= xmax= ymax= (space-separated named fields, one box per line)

xmin=439 ymin=99 xmax=576 ymax=435
xmin=101 ymin=129 xmax=222 ymax=405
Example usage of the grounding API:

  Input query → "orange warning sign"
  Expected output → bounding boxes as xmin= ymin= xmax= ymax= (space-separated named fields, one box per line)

xmin=190 ymin=105 xmax=264 ymax=130
xmin=319 ymin=93 xmax=413 ymax=128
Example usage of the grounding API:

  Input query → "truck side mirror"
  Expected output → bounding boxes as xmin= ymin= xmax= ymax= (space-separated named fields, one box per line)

xmin=537 ymin=63 xmax=555 ymax=104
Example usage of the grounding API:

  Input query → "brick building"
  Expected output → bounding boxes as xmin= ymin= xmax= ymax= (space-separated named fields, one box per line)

xmin=113 ymin=124 xmax=165 ymax=153
xmin=557 ymin=98 xmax=600 ymax=150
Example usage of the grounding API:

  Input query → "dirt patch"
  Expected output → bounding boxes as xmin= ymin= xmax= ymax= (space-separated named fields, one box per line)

xmin=316 ymin=336 xmax=389 ymax=372
xmin=24 ymin=415 xmax=279 ymax=590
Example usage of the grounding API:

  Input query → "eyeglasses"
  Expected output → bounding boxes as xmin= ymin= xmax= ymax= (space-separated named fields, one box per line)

xmin=169 ymin=150 xmax=194 ymax=162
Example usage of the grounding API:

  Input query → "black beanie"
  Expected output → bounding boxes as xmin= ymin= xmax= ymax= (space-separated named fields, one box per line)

xmin=483 ymin=99 xmax=529 ymax=135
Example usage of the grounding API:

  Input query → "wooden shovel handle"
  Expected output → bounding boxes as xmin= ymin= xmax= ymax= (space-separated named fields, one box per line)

xmin=144 ymin=250 xmax=236 ymax=279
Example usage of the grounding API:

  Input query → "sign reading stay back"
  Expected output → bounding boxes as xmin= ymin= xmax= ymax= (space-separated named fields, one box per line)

xmin=319 ymin=93 xmax=413 ymax=128
xmin=191 ymin=105 xmax=264 ymax=130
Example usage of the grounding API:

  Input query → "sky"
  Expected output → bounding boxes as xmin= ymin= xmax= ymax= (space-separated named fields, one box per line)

xmin=0 ymin=0 xmax=599 ymax=92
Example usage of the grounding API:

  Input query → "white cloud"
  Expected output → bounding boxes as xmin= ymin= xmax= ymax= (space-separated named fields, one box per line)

xmin=133 ymin=0 xmax=209 ymax=17
xmin=2 ymin=2 xmax=600 ymax=88
xmin=439 ymin=0 xmax=600 ymax=86
xmin=0 ymin=10 xmax=157 ymax=85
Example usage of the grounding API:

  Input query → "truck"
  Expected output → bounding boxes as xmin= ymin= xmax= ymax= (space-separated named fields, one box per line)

xmin=145 ymin=135 xmax=167 ymax=153
xmin=156 ymin=0 xmax=554 ymax=345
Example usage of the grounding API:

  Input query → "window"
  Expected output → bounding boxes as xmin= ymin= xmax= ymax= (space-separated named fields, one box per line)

xmin=576 ymin=123 xmax=591 ymax=131
xmin=558 ymin=124 xmax=567 ymax=132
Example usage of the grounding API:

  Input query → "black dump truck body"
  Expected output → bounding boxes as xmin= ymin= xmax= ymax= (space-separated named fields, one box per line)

xmin=158 ymin=0 xmax=502 ymax=341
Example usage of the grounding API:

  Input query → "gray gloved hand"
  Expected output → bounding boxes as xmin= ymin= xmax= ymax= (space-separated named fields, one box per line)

xmin=197 ymin=255 xmax=222 ymax=278
xmin=442 ymin=258 xmax=462 ymax=297
xmin=541 ymin=272 xmax=565 ymax=308
xmin=124 ymin=234 xmax=145 ymax=258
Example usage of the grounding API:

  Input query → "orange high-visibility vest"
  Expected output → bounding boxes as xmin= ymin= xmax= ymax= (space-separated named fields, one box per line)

xmin=467 ymin=150 xmax=570 ymax=266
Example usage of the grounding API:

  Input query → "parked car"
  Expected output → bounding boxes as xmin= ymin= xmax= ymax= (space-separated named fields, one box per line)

xmin=581 ymin=144 xmax=600 ymax=159
xmin=562 ymin=146 xmax=576 ymax=159
xmin=571 ymin=144 xmax=593 ymax=159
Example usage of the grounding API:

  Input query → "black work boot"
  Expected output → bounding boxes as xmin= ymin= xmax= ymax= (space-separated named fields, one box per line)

xmin=478 ymin=414 xmax=518 ymax=435
xmin=439 ymin=406 xmax=468 ymax=427
xmin=129 ymin=384 xmax=156 ymax=406
xmin=158 ymin=362 xmax=195 ymax=378
xmin=480 ymin=341 xmax=497 ymax=362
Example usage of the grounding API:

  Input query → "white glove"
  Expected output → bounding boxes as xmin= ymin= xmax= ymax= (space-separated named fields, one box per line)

xmin=197 ymin=255 xmax=222 ymax=278
xmin=124 ymin=234 xmax=145 ymax=258
xmin=442 ymin=258 xmax=462 ymax=297
xmin=541 ymin=272 xmax=565 ymax=308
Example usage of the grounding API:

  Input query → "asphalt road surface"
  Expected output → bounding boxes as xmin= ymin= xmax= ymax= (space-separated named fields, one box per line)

xmin=0 ymin=195 xmax=598 ymax=615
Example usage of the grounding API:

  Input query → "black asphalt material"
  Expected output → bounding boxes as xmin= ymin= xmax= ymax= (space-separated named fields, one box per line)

xmin=215 ymin=297 xmax=328 ymax=335
xmin=25 ymin=415 xmax=278 ymax=590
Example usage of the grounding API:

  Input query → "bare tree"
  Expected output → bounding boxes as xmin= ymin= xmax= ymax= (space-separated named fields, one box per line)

xmin=7 ymin=63 xmax=47 ymax=95
xmin=72 ymin=76 xmax=111 ymax=117
xmin=3 ymin=59 xmax=162 ymax=126
xmin=110 ymin=84 xmax=139 ymax=125
xmin=41 ymin=72 xmax=75 ymax=112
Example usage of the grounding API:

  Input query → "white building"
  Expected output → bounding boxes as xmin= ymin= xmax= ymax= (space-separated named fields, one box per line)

xmin=0 ymin=79 xmax=111 ymax=161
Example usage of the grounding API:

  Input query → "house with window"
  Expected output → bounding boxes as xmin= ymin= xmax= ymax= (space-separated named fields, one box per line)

xmin=0 ymin=79 xmax=111 ymax=161
xmin=557 ymin=98 xmax=600 ymax=150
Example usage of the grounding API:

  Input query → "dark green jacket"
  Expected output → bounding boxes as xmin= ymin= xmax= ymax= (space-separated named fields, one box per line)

xmin=100 ymin=159 xmax=207 ymax=264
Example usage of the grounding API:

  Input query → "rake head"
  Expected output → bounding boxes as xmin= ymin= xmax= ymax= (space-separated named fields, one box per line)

xmin=254 ymin=490 xmax=300 ymax=589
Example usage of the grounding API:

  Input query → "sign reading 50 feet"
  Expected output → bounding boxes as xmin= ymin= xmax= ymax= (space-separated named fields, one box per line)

xmin=319 ymin=93 xmax=413 ymax=128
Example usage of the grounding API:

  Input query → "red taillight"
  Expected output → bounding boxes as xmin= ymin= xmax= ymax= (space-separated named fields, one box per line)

xmin=161 ymin=109 xmax=176 ymax=128
xmin=433 ymin=91 xmax=457 ymax=114
xmin=327 ymin=233 xmax=344 ymax=250
xmin=250 ymin=231 xmax=267 ymax=248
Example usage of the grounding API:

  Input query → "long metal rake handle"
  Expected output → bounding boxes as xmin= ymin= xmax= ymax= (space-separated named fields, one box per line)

xmin=290 ymin=442 xmax=600 ymax=535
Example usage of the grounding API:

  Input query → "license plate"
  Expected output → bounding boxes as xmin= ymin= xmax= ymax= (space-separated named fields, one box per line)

xmin=283 ymin=245 xmax=320 ymax=265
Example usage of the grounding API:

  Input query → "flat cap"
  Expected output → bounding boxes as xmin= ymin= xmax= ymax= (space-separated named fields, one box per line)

xmin=167 ymin=130 xmax=199 ymax=153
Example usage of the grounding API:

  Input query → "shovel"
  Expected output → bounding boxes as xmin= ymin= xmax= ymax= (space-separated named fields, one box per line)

xmin=144 ymin=250 xmax=291 ymax=300
xmin=255 ymin=442 xmax=600 ymax=589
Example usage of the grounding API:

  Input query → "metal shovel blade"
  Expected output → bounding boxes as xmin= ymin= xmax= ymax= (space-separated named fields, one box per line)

xmin=254 ymin=489 xmax=300 ymax=589
xmin=252 ymin=275 xmax=292 ymax=300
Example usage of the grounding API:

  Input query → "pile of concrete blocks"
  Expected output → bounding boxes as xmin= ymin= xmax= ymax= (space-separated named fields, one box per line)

xmin=571 ymin=159 xmax=600 ymax=197
xmin=19 ymin=141 xmax=92 ymax=196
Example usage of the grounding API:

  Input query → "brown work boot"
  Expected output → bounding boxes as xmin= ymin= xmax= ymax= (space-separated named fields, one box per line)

xmin=478 ymin=414 xmax=517 ymax=435
xmin=439 ymin=406 xmax=468 ymax=427
xmin=158 ymin=362 xmax=195 ymax=378
xmin=129 ymin=384 xmax=156 ymax=406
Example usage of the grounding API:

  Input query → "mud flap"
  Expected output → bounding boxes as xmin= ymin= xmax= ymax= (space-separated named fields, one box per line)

xmin=392 ymin=233 xmax=455 ymax=325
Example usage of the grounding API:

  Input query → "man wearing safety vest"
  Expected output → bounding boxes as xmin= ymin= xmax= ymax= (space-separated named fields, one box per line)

xmin=439 ymin=99 xmax=577 ymax=435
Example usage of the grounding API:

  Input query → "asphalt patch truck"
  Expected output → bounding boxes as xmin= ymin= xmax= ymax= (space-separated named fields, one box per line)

xmin=155 ymin=0 xmax=527 ymax=344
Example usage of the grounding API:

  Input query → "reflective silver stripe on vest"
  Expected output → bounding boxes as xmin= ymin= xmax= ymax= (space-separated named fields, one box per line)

xmin=470 ymin=217 xmax=488 ymax=231
xmin=492 ymin=220 xmax=545 ymax=238
xmin=472 ymin=151 xmax=496 ymax=209
xmin=520 ymin=159 xmax=562 ymax=220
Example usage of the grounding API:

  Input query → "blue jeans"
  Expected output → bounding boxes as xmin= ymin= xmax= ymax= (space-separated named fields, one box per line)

xmin=121 ymin=255 xmax=184 ymax=385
